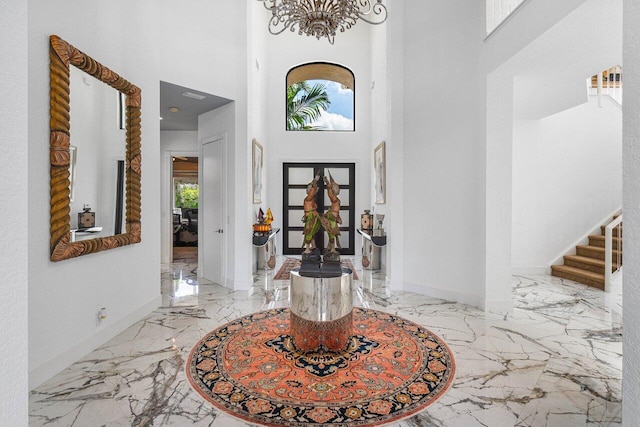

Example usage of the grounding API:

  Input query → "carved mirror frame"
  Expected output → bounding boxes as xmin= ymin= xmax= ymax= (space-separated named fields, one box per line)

xmin=49 ymin=35 xmax=142 ymax=261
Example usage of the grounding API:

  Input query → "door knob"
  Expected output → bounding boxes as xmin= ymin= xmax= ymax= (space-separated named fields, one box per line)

xmin=216 ymin=229 xmax=224 ymax=234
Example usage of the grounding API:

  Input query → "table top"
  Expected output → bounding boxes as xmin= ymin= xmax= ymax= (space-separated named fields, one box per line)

xmin=252 ymin=227 xmax=280 ymax=246
xmin=357 ymin=228 xmax=387 ymax=247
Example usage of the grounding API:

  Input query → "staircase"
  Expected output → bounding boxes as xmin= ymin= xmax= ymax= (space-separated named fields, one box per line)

xmin=551 ymin=217 xmax=622 ymax=289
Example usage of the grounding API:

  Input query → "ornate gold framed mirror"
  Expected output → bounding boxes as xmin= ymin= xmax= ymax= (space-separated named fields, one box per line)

xmin=49 ymin=35 xmax=142 ymax=261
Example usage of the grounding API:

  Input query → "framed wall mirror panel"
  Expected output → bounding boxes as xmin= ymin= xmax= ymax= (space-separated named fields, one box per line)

xmin=49 ymin=35 xmax=142 ymax=261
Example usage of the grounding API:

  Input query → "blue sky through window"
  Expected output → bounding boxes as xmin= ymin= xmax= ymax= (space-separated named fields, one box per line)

xmin=307 ymin=79 xmax=354 ymax=131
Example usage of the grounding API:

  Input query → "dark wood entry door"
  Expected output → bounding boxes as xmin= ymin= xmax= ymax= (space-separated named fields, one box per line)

xmin=283 ymin=163 xmax=355 ymax=255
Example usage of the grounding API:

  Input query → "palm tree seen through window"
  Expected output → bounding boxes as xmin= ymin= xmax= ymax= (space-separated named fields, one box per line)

xmin=286 ymin=63 xmax=355 ymax=131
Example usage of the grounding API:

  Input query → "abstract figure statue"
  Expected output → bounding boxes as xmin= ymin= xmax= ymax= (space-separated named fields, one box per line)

xmin=302 ymin=173 xmax=321 ymax=253
xmin=321 ymin=172 xmax=342 ymax=259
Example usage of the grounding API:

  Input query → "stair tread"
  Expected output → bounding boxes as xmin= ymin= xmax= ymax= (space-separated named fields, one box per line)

xmin=589 ymin=235 xmax=622 ymax=241
xmin=576 ymin=245 xmax=622 ymax=254
xmin=552 ymin=220 xmax=622 ymax=290
xmin=564 ymin=255 xmax=606 ymax=266
xmin=551 ymin=265 xmax=604 ymax=280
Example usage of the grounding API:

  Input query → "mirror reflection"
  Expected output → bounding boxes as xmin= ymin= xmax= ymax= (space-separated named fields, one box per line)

xmin=69 ymin=66 xmax=126 ymax=241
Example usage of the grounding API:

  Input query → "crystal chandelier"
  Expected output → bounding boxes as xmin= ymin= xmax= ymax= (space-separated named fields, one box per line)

xmin=259 ymin=0 xmax=388 ymax=45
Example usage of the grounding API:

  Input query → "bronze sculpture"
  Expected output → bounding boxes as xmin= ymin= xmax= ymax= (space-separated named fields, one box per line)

xmin=302 ymin=174 xmax=321 ymax=254
xmin=299 ymin=171 xmax=344 ymax=275
xmin=321 ymin=172 xmax=342 ymax=258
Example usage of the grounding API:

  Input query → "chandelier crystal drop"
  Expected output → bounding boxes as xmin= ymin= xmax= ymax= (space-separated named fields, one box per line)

xmin=260 ymin=0 xmax=388 ymax=45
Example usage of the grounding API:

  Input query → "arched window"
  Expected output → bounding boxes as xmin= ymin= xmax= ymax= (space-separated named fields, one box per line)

xmin=286 ymin=62 xmax=355 ymax=132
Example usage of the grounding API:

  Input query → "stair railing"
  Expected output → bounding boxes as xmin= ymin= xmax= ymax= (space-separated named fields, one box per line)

xmin=604 ymin=214 xmax=622 ymax=291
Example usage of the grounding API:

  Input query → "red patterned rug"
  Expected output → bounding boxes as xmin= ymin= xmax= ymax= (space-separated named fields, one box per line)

xmin=186 ymin=308 xmax=455 ymax=426
xmin=273 ymin=258 xmax=359 ymax=280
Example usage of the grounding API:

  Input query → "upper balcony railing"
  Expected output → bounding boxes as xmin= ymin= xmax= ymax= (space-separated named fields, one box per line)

xmin=588 ymin=66 xmax=623 ymax=107
xmin=486 ymin=0 xmax=528 ymax=36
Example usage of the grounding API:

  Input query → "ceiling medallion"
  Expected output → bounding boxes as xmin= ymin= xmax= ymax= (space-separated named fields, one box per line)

xmin=260 ymin=0 xmax=388 ymax=45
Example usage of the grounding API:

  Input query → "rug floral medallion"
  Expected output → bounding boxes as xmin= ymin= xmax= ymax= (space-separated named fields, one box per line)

xmin=186 ymin=308 xmax=456 ymax=426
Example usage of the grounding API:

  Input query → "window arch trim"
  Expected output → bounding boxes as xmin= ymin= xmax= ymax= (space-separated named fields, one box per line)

xmin=287 ymin=62 xmax=355 ymax=90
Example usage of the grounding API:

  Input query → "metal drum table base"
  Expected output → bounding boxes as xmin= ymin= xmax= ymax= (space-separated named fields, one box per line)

xmin=289 ymin=268 xmax=353 ymax=353
xmin=290 ymin=311 xmax=353 ymax=352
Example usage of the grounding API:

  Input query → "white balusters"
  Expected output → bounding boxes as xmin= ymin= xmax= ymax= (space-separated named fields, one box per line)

xmin=604 ymin=214 xmax=622 ymax=291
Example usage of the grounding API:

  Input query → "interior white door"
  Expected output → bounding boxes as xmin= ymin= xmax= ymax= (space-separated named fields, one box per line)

xmin=200 ymin=137 xmax=224 ymax=285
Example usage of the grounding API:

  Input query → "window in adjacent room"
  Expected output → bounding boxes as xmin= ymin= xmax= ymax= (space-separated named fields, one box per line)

xmin=286 ymin=62 xmax=355 ymax=131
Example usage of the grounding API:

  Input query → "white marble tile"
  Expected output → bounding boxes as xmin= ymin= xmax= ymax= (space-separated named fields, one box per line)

xmin=29 ymin=256 xmax=624 ymax=426
xmin=515 ymin=361 xmax=622 ymax=426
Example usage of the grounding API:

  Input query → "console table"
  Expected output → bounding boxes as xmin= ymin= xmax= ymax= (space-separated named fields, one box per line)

xmin=252 ymin=228 xmax=280 ymax=270
xmin=357 ymin=229 xmax=387 ymax=270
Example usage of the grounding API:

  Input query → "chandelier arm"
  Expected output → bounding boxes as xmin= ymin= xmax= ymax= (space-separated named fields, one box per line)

xmin=358 ymin=0 xmax=373 ymax=14
xmin=268 ymin=25 xmax=289 ymax=35
xmin=267 ymin=11 xmax=290 ymax=35
xmin=358 ymin=2 xmax=387 ymax=25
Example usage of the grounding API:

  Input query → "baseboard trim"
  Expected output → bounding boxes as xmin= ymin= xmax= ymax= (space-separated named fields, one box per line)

xmin=402 ymin=281 xmax=483 ymax=308
xmin=401 ymin=281 xmax=514 ymax=314
xmin=227 ymin=278 xmax=252 ymax=291
xmin=483 ymin=298 xmax=514 ymax=314
xmin=386 ymin=277 xmax=403 ymax=291
xmin=29 ymin=295 xmax=162 ymax=390
xmin=512 ymin=266 xmax=550 ymax=275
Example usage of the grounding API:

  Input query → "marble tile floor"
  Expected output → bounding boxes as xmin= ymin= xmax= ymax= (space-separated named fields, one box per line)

xmin=29 ymin=257 xmax=623 ymax=426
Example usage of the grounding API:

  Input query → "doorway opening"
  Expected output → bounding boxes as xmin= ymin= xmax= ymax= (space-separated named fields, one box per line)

xmin=173 ymin=156 xmax=199 ymax=264
xmin=159 ymin=81 xmax=232 ymax=286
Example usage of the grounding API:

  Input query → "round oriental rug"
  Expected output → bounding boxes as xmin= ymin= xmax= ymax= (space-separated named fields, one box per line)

xmin=186 ymin=308 xmax=455 ymax=426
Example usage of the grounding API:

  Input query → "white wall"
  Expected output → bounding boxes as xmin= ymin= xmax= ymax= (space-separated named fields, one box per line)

xmin=198 ymin=104 xmax=249 ymax=289
xmin=508 ymin=0 xmax=622 ymax=121
xmin=404 ymin=0 xmax=592 ymax=309
xmin=482 ymin=0 xmax=586 ymax=71
xmin=512 ymin=98 xmax=622 ymax=271
xmin=262 ymin=15 xmax=376 ymax=259
xmin=160 ymin=131 xmax=198 ymax=263
xmin=623 ymin=0 xmax=640 ymax=421
xmin=0 ymin=0 xmax=28 ymax=423
xmin=398 ymin=0 xmax=615 ymax=310
xmin=28 ymin=0 xmax=247 ymax=388
xmin=482 ymin=0 xmax=619 ymax=311
xmin=248 ymin=2 xmax=270 ymax=270
xmin=369 ymin=7 xmax=388 ymax=273
xmin=380 ymin=3 xmax=405 ymax=288
xmin=161 ymin=131 xmax=198 ymax=152
xmin=514 ymin=75 xmax=589 ymax=120
xmin=401 ymin=1 xmax=486 ymax=306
